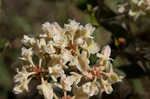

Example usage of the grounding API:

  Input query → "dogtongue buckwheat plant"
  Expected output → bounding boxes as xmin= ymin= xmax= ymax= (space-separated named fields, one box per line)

xmin=13 ymin=19 xmax=123 ymax=99
xmin=118 ymin=0 xmax=150 ymax=20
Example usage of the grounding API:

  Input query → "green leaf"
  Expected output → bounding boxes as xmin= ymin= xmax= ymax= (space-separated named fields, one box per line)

xmin=131 ymin=79 xmax=144 ymax=93
xmin=89 ymin=54 xmax=98 ymax=65
xmin=0 ymin=55 xmax=11 ymax=90
xmin=115 ymin=38 xmax=119 ymax=47
xmin=93 ymin=26 xmax=112 ymax=46
xmin=87 ymin=4 xmax=92 ymax=11
xmin=104 ymin=0 xmax=123 ymax=13
xmin=0 ymin=39 xmax=6 ymax=53
xmin=113 ymin=56 xmax=130 ymax=68
xmin=91 ymin=11 xmax=99 ymax=26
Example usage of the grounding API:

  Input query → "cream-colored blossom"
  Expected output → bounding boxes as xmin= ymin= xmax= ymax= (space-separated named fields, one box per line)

xmin=20 ymin=47 xmax=33 ymax=60
xmin=20 ymin=47 xmax=34 ymax=66
xmin=118 ymin=0 xmax=150 ymax=20
xmin=65 ymin=20 xmax=80 ymax=43
xmin=118 ymin=5 xmax=126 ymax=13
xmin=106 ymin=65 xmax=123 ymax=83
xmin=82 ymin=82 xmax=99 ymax=97
xmin=73 ymin=85 xmax=88 ymax=99
xmin=60 ymin=49 xmax=72 ymax=64
xmin=65 ymin=19 xmax=80 ymax=34
xmin=128 ymin=10 xmax=145 ymax=20
xmin=75 ymin=37 xmax=84 ymax=45
xmin=81 ymin=24 xmax=95 ymax=39
xmin=53 ymin=35 xmax=68 ymax=49
xmin=97 ymin=45 xmax=112 ymax=71
xmin=37 ymin=38 xmax=46 ymax=50
xmin=97 ymin=45 xmax=111 ymax=60
xmin=48 ymin=64 xmax=65 ymax=81
xmin=13 ymin=67 xmax=35 ymax=94
xmin=14 ymin=67 xmax=35 ymax=83
xmin=77 ymin=51 xmax=90 ymax=73
xmin=81 ymin=39 xmax=99 ymax=54
xmin=42 ymin=22 xmax=51 ymax=34
xmin=14 ymin=19 xmax=123 ymax=99
xmin=70 ymin=72 xmax=82 ymax=84
xmin=13 ymin=77 xmax=32 ymax=94
xmin=107 ymin=72 xmax=122 ymax=84
xmin=22 ymin=35 xmax=36 ymax=45
xmin=101 ymin=79 xmax=113 ymax=94
xmin=44 ymin=41 xmax=56 ymax=54
xmin=37 ymin=78 xmax=54 ymax=99
xmin=132 ymin=0 xmax=139 ymax=4
xmin=60 ymin=74 xmax=78 ymax=91
xmin=69 ymin=55 xmax=79 ymax=66
xmin=48 ymin=54 xmax=63 ymax=66
xmin=42 ymin=22 xmax=64 ymax=38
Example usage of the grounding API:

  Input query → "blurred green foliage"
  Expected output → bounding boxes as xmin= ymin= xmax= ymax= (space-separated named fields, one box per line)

xmin=0 ymin=0 xmax=150 ymax=99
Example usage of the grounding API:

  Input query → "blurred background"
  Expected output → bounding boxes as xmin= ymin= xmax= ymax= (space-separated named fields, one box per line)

xmin=0 ymin=0 xmax=150 ymax=99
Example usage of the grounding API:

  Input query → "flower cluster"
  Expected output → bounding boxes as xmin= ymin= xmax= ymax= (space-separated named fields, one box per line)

xmin=118 ymin=0 xmax=150 ymax=20
xmin=13 ymin=19 xmax=123 ymax=99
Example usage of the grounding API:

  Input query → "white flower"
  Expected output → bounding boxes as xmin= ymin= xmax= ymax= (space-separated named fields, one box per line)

xmin=48 ymin=64 xmax=64 ymax=81
xmin=138 ymin=0 xmax=145 ymax=6
xmin=106 ymin=65 xmax=123 ymax=83
xmin=57 ymin=73 xmax=82 ymax=91
xmin=13 ymin=67 xmax=35 ymax=94
xmin=97 ymin=45 xmax=113 ymax=71
xmin=70 ymin=72 xmax=82 ymax=85
xmin=14 ymin=67 xmax=35 ymax=83
xmin=51 ymin=22 xmax=64 ymax=35
xmin=118 ymin=5 xmax=126 ymax=13
xmin=60 ymin=49 xmax=72 ymax=64
xmin=44 ymin=41 xmax=56 ymax=54
xmin=107 ymin=72 xmax=122 ymax=84
xmin=37 ymin=38 xmax=47 ymax=50
xmin=132 ymin=0 xmax=138 ymax=4
xmin=53 ymin=35 xmax=68 ymax=48
xmin=81 ymin=24 xmax=95 ymax=39
xmin=42 ymin=22 xmax=51 ymax=31
xmin=97 ymin=45 xmax=111 ymax=60
xmin=81 ymin=39 xmax=99 ymax=54
xmin=22 ymin=35 xmax=36 ymax=45
xmin=13 ymin=19 xmax=123 ymax=98
xmin=82 ymin=82 xmax=99 ymax=97
xmin=42 ymin=22 xmax=68 ymax=48
xmin=42 ymin=22 xmax=64 ymax=38
xmin=37 ymin=78 xmax=54 ymax=99
xmin=73 ymin=85 xmax=88 ymax=99
xmin=75 ymin=37 xmax=84 ymax=45
xmin=21 ymin=47 xmax=33 ymax=59
xmin=20 ymin=47 xmax=34 ymax=66
xmin=101 ymin=79 xmax=113 ymax=94
xmin=65 ymin=19 xmax=80 ymax=34
xmin=60 ymin=74 xmax=77 ymax=91
xmin=69 ymin=55 xmax=79 ymax=66
xmin=77 ymin=51 xmax=90 ymax=73
xmin=128 ymin=10 xmax=140 ymax=20
xmin=13 ymin=77 xmax=32 ymax=94
xmin=48 ymin=54 xmax=63 ymax=66
xmin=127 ymin=0 xmax=148 ymax=20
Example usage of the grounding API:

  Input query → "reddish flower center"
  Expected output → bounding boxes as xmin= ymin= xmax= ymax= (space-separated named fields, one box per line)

xmin=88 ymin=67 xmax=101 ymax=78
xmin=32 ymin=66 xmax=44 ymax=78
